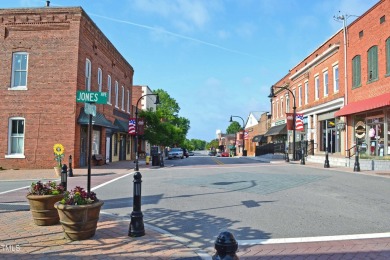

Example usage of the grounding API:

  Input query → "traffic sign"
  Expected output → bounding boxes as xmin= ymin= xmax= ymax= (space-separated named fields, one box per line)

xmin=84 ymin=103 xmax=96 ymax=116
xmin=76 ymin=90 xmax=108 ymax=104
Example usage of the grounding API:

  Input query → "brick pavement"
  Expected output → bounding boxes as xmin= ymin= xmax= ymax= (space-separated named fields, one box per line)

xmin=1 ymin=157 xmax=390 ymax=259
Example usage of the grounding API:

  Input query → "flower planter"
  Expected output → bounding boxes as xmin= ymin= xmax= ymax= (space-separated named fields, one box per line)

xmin=27 ymin=194 xmax=64 ymax=226
xmin=54 ymin=200 xmax=104 ymax=240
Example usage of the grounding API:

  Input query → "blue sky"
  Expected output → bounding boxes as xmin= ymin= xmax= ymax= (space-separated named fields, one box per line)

xmin=6 ymin=0 xmax=379 ymax=141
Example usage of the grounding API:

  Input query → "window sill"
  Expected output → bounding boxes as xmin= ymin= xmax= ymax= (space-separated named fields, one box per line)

xmin=8 ymin=86 xmax=27 ymax=91
xmin=366 ymin=78 xmax=378 ymax=84
xmin=5 ymin=154 xmax=26 ymax=159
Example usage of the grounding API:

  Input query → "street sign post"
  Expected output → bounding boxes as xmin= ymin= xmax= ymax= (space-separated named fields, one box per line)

xmin=76 ymin=90 xmax=108 ymax=104
xmin=76 ymin=90 xmax=107 ymax=193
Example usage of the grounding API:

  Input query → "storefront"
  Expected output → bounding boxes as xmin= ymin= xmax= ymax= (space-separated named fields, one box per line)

xmin=353 ymin=109 xmax=389 ymax=157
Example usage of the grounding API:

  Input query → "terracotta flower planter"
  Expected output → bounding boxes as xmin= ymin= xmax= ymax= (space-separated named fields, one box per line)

xmin=54 ymin=200 xmax=104 ymax=240
xmin=27 ymin=194 xmax=64 ymax=226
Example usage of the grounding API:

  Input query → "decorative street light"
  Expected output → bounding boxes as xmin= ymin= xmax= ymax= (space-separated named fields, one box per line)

xmin=129 ymin=93 xmax=160 ymax=237
xmin=229 ymin=115 xmax=246 ymax=156
xmin=268 ymin=85 xmax=297 ymax=160
xmin=134 ymin=94 xmax=160 ymax=171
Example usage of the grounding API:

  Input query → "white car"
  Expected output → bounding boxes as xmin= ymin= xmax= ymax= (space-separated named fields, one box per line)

xmin=168 ymin=148 xmax=184 ymax=159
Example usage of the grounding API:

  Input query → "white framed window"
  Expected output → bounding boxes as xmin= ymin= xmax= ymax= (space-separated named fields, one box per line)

xmin=127 ymin=90 xmax=130 ymax=113
xmin=85 ymin=59 xmax=91 ymax=91
xmin=333 ymin=65 xmax=339 ymax=92
xmin=107 ymin=75 xmax=112 ymax=105
xmin=272 ymin=102 xmax=275 ymax=119
xmin=304 ymin=81 xmax=309 ymax=104
xmin=11 ymin=52 xmax=28 ymax=89
xmin=6 ymin=117 xmax=25 ymax=158
xmin=315 ymin=75 xmax=320 ymax=100
xmin=121 ymin=86 xmax=125 ymax=111
xmin=285 ymin=94 xmax=290 ymax=113
xmin=97 ymin=68 xmax=102 ymax=92
xmin=280 ymin=98 xmax=283 ymax=117
xmin=323 ymin=71 xmax=329 ymax=96
xmin=276 ymin=101 xmax=279 ymax=118
xmin=298 ymin=85 xmax=302 ymax=107
xmin=115 ymin=81 xmax=119 ymax=108
xmin=293 ymin=89 xmax=296 ymax=108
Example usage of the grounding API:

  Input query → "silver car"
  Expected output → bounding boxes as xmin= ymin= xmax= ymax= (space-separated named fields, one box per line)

xmin=168 ymin=148 xmax=184 ymax=159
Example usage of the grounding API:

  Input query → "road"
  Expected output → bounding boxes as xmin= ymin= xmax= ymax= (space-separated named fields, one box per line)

xmin=2 ymin=152 xmax=390 ymax=254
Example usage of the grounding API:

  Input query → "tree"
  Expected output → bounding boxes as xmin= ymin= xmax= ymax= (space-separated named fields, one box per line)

xmin=206 ymin=139 xmax=219 ymax=150
xmin=226 ymin=121 xmax=241 ymax=134
xmin=138 ymin=89 xmax=191 ymax=147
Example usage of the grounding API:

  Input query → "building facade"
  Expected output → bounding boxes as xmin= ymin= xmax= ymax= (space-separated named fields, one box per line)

xmin=0 ymin=6 xmax=134 ymax=169
xmin=268 ymin=0 xmax=390 ymax=159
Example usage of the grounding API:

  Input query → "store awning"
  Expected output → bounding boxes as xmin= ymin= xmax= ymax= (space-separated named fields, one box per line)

xmin=252 ymin=135 xmax=266 ymax=142
xmin=77 ymin=107 xmax=119 ymax=129
xmin=264 ymin=124 xmax=287 ymax=136
xmin=114 ymin=119 xmax=128 ymax=132
xmin=335 ymin=93 xmax=390 ymax=117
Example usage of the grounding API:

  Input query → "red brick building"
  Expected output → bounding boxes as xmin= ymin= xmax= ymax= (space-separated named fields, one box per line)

xmin=0 ymin=6 xmax=134 ymax=169
xmin=335 ymin=0 xmax=390 ymax=157
xmin=269 ymin=0 xmax=390 ymax=159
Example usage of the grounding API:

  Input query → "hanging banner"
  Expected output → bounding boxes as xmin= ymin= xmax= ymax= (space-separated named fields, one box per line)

xmin=286 ymin=113 xmax=294 ymax=130
xmin=137 ymin=118 xmax=145 ymax=135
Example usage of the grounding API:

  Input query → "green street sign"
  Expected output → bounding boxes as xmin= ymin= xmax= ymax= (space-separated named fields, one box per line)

xmin=76 ymin=90 xmax=107 ymax=104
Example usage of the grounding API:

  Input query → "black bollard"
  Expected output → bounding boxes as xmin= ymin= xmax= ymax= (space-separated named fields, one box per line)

xmin=61 ymin=164 xmax=68 ymax=191
xmin=353 ymin=146 xmax=360 ymax=172
xmin=285 ymin=147 xmax=290 ymax=162
xmin=68 ymin=155 xmax=73 ymax=177
xmin=213 ymin=231 xmax=239 ymax=260
xmin=129 ymin=171 xmax=145 ymax=237
xmin=324 ymin=150 xmax=330 ymax=168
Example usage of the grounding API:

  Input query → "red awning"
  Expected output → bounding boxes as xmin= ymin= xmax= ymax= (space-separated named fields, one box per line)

xmin=335 ymin=93 xmax=390 ymax=117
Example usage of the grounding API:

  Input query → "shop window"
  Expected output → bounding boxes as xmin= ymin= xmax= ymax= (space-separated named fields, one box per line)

xmin=92 ymin=130 xmax=101 ymax=155
xmin=113 ymin=134 xmax=118 ymax=156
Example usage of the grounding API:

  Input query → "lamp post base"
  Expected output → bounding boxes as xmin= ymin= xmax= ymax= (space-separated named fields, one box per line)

xmin=129 ymin=211 xmax=145 ymax=237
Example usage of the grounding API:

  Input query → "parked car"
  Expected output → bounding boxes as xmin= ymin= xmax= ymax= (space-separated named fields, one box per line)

xmin=168 ymin=148 xmax=184 ymax=159
xmin=208 ymin=150 xmax=217 ymax=156
xmin=221 ymin=152 xmax=229 ymax=157
xmin=188 ymin=151 xmax=195 ymax=156
xmin=182 ymin=148 xmax=189 ymax=158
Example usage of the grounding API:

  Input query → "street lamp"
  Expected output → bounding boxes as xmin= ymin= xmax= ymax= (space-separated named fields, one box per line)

xmin=129 ymin=93 xmax=160 ymax=238
xmin=134 ymin=94 xmax=160 ymax=171
xmin=229 ymin=115 xmax=246 ymax=156
xmin=268 ymin=85 xmax=297 ymax=160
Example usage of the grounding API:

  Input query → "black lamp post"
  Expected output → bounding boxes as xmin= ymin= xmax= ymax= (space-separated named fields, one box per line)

xmin=268 ymin=85 xmax=297 ymax=161
xmin=134 ymin=94 xmax=160 ymax=171
xmin=229 ymin=115 xmax=246 ymax=156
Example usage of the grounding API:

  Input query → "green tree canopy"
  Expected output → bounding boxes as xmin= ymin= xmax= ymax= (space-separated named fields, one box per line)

xmin=226 ymin=121 xmax=241 ymax=134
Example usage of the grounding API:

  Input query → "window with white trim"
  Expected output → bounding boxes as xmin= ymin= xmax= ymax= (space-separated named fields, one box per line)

xmin=286 ymin=95 xmax=290 ymax=113
xmin=107 ymin=75 xmax=112 ymax=105
xmin=272 ymin=102 xmax=275 ymax=119
xmin=280 ymin=98 xmax=283 ymax=117
xmin=11 ymin=52 xmax=28 ymax=89
xmin=315 ymin=75 xmax=320 ymax=100
xmin=323 ymin=71 xmax=329 ymax=96
xmin=298 ymin=85 xmax=302 ymax=107
xmin=115 ymin=81 xmax=119 ymax=108
xmin=121 ymin=86 xmax=125 ymax=111
xmin=127 ymin=90 xmax=130 ymax=113
xmin=8 ymin=118 xmax=25 ymax=156
xmin=304 ymin=81 xmax=309 ymax=104
xmin=333 ymin=65 xmax=339 ymax=92
xmin=97 ymin=68 xmax=102 ymax=92
xmin=276 ymin=101 xmax=279 ymax=118
xmin=85 ymin=59 xmax=91 ymax=91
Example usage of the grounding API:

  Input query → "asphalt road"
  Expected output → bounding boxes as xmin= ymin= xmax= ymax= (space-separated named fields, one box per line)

xmin=96 ymin=155 xmax=390 ymax=251
xmin=2 ymin=153 xmax=390 ymax=253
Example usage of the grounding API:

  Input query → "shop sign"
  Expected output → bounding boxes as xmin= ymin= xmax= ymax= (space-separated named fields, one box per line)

xmin=355 ymin=121 xmax=366 ymax=139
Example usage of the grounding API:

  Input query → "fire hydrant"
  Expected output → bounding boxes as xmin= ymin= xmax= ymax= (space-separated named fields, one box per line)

xmin=213 ymin=231 xmax=239 ymax=259
xmin=145 ymin=156 xmax=150 ymax=165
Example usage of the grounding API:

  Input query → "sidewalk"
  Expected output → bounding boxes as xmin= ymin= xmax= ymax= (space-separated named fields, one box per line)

xmin=1 ymin=158 xmax=390 ymax=259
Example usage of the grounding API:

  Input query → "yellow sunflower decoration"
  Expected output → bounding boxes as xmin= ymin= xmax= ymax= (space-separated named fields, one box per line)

xmin=53 ymin=144 xmax=65 ymax=167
